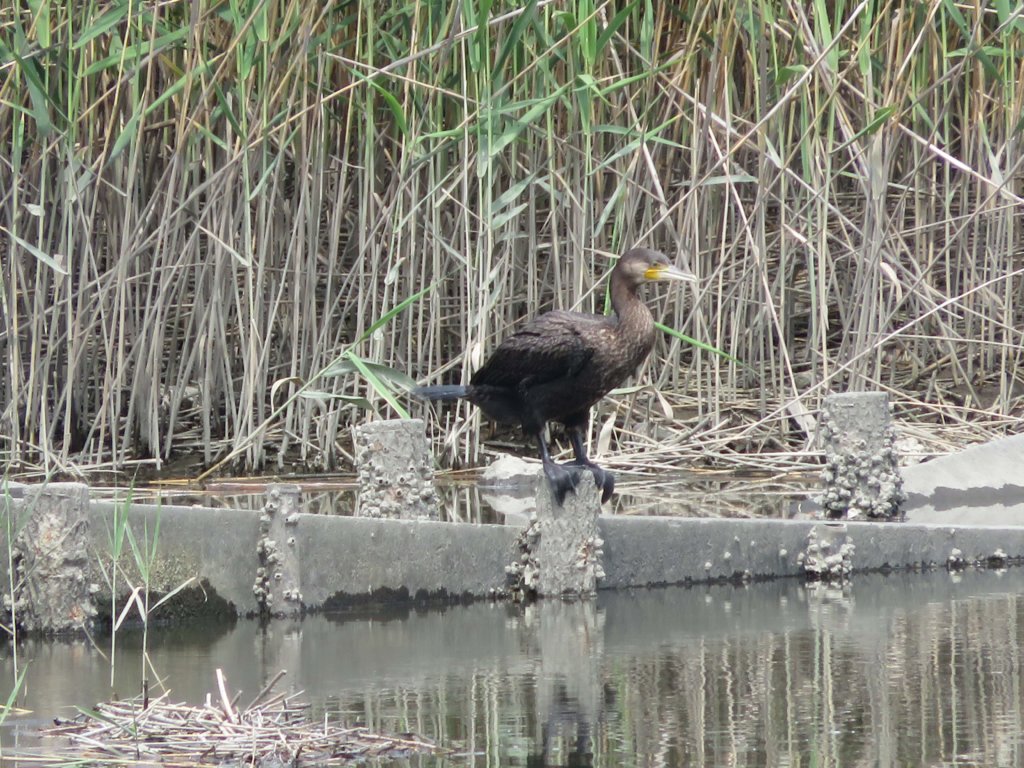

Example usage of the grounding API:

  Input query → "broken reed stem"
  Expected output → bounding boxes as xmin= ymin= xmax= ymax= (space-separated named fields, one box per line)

xmin=215 ymin=668 xmax=236 ymax=724
xmin=246 ymin=669 xmax=289 ymax=711
xmin=41 ymin=670 xmax=445 ymax=766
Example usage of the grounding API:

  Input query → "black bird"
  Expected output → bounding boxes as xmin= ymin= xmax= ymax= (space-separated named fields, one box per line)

xmin=414 ymin=248 xmax=695 ymax=504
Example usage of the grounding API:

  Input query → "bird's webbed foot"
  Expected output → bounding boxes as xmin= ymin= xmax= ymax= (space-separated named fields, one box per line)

xmin=563 ymin=426 xmax=614 ymax=503
xmin=542 ymin=461 xmax=584 ymax=506
xmin=543 ymin=460 xmax=615 ymax=505
xmin=536 ymin=431 xmax=614 ymax=505
xmin=566 ymin=460 xmax=615 ymax=504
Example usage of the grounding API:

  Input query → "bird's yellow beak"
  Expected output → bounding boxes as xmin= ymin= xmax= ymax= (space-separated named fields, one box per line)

xmin=645 ymin=263 xmax=697 ymax=283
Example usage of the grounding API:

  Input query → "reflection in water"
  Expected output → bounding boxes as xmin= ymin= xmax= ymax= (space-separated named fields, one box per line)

xmin=2 ymin=570 xmax=1023 ymax=766
xmin=86 ymin=472 xmax=813 ymax=523
xmin=87 ymin=481 xmax=505 ymax=524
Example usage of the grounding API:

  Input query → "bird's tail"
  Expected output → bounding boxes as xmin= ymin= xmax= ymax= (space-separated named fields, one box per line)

xmin=411 ymin=384 xmax=468 ymax=401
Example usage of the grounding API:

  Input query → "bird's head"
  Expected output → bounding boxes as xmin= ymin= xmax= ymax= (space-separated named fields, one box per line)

xmin=616 ymin=248 xmax=697 ymax=285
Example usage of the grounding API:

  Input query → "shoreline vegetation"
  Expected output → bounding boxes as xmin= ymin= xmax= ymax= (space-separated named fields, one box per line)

xmin=2 ymin=1 xmax=1022 ymax=481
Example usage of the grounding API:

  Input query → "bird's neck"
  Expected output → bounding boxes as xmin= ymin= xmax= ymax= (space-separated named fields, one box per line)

xmin=611 ymin=280 xmax=656 ymax=349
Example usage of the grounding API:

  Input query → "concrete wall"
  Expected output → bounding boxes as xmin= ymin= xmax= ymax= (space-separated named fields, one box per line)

xmin=600 ymin=515 xmax=1022 ymax=586
xmin=3 ymin=483 xmax=1024 ymax=631
xmin=79 ymin=501 xmax=1024 ymax=612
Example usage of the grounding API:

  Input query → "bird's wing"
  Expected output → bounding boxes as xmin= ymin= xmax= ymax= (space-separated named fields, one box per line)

xmin=471 ymin=311 xmax=606 ymax=388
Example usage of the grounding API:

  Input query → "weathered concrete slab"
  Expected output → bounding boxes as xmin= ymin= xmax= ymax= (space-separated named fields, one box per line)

xmin=902 ymin=434 xmax=1024 ymax=526
xmin=81 ymin=503 xmax=1024 ymax=612
xmin=598 ymin=516 xmax=1021 ymax=586
xmin=297 ymin=514 xmax=518 ymax=605
xmin=89 ymin=501 xmax=263 ymax=614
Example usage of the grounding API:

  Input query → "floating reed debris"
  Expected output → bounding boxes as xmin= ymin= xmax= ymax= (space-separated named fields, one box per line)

xmin=41 ymin=670 xmax=445 ymax=766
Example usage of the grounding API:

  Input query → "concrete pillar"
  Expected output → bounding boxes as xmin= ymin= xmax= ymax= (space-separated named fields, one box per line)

xmin=818 ymin=392 xmax=906 ymax=520
xmin=253 ymin=484 xmax=303 ymax=617
xmin=352 ymin=419 xmax=438 ymax=520
xmin=3 ymin=482 xmax=97 ymax=633
xmin=533 ymin=475 xmax=605 ymax=598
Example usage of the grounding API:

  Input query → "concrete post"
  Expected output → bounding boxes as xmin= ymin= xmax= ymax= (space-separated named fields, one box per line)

xmin=533 ymin=475 xmax=605 ymax=597
xmin=818 ymin=392 xmax=906 ymax=520
xmin=253 ymin=484 xmax=303 ymax=617
xmin=3 ymin=482 xmax=97 ymax=633
xmin=352 ymin=419 xmax=439 ymax=520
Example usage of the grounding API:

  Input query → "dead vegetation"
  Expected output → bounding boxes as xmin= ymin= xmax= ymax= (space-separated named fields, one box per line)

xmin=2 ymin=1 xmax=1023 ymax=480
xmin=40 ymin=670 xmax=444 ymax=766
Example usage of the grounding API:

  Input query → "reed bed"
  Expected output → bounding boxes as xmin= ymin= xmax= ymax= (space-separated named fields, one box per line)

xmin=2 ymin=0 xmax=1023 ymax=478
xmin=40 ymin=670 xmax=443 ymax=765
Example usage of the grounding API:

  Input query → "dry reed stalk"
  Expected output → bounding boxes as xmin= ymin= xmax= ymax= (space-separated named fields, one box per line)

xmin=1 ymin=0 xmax=1022 ymax=480
xmin=40 ymin=670 xmax=445 ymax=765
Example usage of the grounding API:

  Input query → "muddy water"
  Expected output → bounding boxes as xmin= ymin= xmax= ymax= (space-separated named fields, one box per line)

xmin=3 ymin=568 xmax=1024 ymax=766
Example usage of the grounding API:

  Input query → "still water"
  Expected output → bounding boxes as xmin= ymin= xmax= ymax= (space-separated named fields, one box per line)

xmin=91 ymin=472 xmax=809 ymax=522
xmin=3 ymin=568 xmax=1023 ymax=766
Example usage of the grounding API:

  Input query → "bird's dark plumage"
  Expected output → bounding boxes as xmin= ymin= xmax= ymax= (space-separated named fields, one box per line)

xmin=414 ymin=248 xmax=695 ymax=504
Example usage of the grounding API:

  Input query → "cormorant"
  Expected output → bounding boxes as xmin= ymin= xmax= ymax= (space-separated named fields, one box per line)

xmin=414 ymin=248 xmax=695 ymax=504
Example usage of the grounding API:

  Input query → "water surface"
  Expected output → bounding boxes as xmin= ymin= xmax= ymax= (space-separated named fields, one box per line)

xmin=88 ymin=471 xmax=810 ymax=522
xmin=3 ymin=568 xmax=1023 ymax=766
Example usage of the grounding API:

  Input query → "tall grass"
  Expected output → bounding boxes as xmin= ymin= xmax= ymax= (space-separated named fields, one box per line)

xmin=100 ymin=497 xmax=195 ymax=700
xmin=1 ymin=0 xmax=1022 ymax=476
